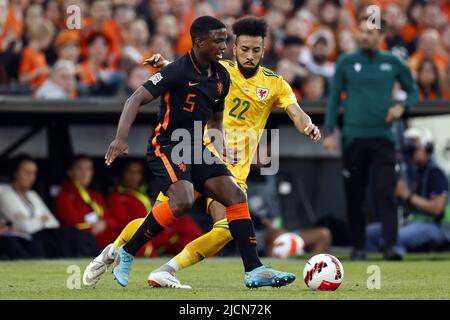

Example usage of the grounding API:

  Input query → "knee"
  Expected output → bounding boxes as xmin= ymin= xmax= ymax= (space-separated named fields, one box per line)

xmin=226 ymin=186 xmax=247 ymax=205
xmin=169 ymin=193 xmax=195 ymax=217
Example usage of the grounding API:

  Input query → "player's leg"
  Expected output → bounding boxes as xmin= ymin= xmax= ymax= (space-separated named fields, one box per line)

xmin=113 ymin=180 xmax=195 ymax=286
xmin=83 ymin=216 xmax=147 ymax=286
xmin=203 ymin=175 xmax=296 ymax=288
xmin=149 ymin=199 xmax=233 ymax=288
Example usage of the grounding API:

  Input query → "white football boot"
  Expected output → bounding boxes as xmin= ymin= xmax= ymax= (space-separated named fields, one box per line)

xmin=83 ymin=244 xmax=114 ymax=286
xmin=147 ymin=270 xmax=192 ymax=289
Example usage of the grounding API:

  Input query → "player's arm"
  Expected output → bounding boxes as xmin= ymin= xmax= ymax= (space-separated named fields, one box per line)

xmin=286 ymin=103 xmax=321 ymax=142
xmin=105 ymin=86 xmax=154 ymax=166
xmin=276 ymin=78 xmax=320 ymax=141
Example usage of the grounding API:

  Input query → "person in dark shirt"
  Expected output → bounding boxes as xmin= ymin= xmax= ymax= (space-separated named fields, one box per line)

xmin=103 ymin=16 xmax=295 ymax=289
xmin=367 ymin=128 xmax=449 ymax=255
xmin=323 ymin=16 xmax=419 ymax=261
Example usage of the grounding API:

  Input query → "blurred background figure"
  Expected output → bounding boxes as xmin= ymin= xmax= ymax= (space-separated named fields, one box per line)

xmin=323 ymin=17 xmax=419 ymax=261
xmin=416 ymin=58 xmax=442 ymax=100
xmin=18 ymin=19 xmax=54 ymax=91
xmin=77 ymin=31 xmax=124 ymax=96
xmin=35 ymin=59 xmax=77 ymax=99
xmin=0 ymin=155 xmax=69 ymax=259
xmin=53 ymin=155 xmax=118 ymax=251
xmin=54 ymin=30 xmax=81 ymax=65
xmin=367 ymin=128 xmax=450 ymax=254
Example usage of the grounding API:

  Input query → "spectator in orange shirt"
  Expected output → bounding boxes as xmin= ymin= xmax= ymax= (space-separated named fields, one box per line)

xmin=54 ymin=30 xmax=80 ymax=64
xmin=0 ymin=0 xmax=24 ymax=84
xmin=1 ymin=0 xmax=27 ymax=45
xmin=77 ymin=31 xmax=124 ymax=96
xmin=408 ymin=29 xmax=448 ymax=77
xmin=18 ymin=19 xmax=54 ymax=89
xmin=172 ymin=0 xmax=195 ymax=56
xmin=417 ymin=58 xmax=442 ymax=100
xmin=81 ymin=0 xmax=122 ymax=64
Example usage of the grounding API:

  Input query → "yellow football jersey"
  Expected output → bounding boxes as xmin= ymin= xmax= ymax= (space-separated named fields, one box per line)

xmin=204 ymin=59 xmax=298 ymax=188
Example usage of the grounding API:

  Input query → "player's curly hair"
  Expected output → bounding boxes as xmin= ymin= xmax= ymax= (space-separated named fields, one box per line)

xmin=232 ymin=16 xmax=268 ymax=39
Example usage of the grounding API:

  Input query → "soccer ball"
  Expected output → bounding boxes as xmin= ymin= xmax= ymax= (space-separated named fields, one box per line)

xmin=303 ymin=254 xmax=344 ymax=291
xmin=272 ymin=232 xmax=305 ymax=258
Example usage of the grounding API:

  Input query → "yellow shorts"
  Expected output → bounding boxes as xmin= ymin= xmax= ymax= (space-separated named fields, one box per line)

xmin=155 ymin=183 xmax=247 ymax=214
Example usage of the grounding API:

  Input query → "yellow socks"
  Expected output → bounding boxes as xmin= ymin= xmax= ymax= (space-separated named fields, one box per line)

xmin=170 ymin=219 xmax=233 ymax=271
xmin=113 ymin=218 xmax=145 ymax=249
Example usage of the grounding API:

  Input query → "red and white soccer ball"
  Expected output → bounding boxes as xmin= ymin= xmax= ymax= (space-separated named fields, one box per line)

xmin=303 ymin=254 xmax=344 ymax=291
xmin=272 ymin=232 xmax=305 ymax=258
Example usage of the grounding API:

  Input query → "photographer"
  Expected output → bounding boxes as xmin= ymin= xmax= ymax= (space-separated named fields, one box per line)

xmin=367 ymin=128 xmax=449 ymax=254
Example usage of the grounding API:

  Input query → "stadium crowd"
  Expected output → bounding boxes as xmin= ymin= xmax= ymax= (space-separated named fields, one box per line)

xmin=1 ymin=0 xmax=450 ymax=100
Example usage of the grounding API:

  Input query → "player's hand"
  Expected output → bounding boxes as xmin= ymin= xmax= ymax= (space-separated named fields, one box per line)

xmin=323 ymin=134 xmax=338 ymax=152
xmin=105 ymin=138 xmax=129 ymax=166
xmin=303 ymin=123 xmax=321 ymax=142
xmin=386 ymin=103 xmax=405 ymax=123
xmin=143 ymin=54 xmax=169 ymax=68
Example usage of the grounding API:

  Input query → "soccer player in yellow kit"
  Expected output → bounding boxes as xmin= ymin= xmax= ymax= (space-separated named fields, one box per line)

xmin=83 ymin=16 xmax=320 ymax=288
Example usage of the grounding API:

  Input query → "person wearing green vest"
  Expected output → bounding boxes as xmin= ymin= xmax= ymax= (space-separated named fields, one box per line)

xmin=367 ymin=128 xmax=449 ymax=254
xmin=323 ymin=16 xmax=419 ymax=260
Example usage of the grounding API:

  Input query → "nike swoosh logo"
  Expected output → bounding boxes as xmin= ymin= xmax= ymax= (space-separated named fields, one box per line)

xmin=189 ymin=81 xmax=198 ymax=86
xmin=257 ymin=273 xmax=274 ymax=278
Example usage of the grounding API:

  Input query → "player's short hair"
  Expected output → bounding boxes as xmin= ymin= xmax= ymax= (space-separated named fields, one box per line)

xmin=232 ymin=16 xmax=268 ymax=39
xmin=190 ymin=16 xmax=226 ymax=41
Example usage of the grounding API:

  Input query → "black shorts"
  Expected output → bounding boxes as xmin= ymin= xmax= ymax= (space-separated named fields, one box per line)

xmin=147 ymin=144 xmax=231 ymax=195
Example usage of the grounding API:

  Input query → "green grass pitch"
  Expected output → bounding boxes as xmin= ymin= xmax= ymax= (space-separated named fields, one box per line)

xmin=1 ymin=253 xmax=449 ymax=300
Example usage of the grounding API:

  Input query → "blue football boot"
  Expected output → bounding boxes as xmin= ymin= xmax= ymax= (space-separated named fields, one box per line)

xmin=112 ymin=246 xmax=134 ymax=287
xmin=244 ymin=265 xmax=296 ymax=289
